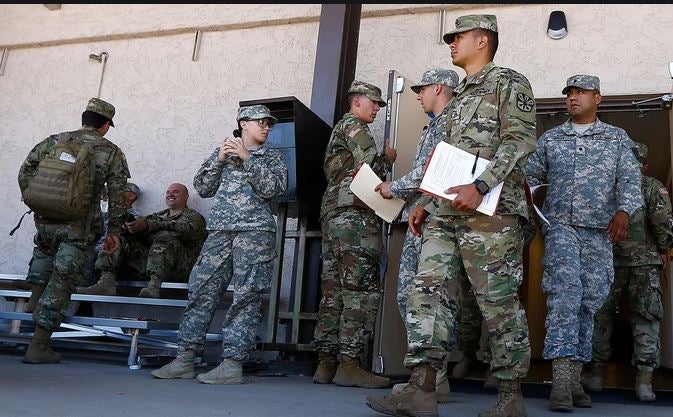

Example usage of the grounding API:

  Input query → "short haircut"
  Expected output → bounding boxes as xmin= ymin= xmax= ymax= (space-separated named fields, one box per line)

xmin=348 ymin=92 xmax=365 ymax=107
xmin=475 ymin=28 xmax=498 ymax=60
xmin=81 ymin=110 xmax=110 ymax=128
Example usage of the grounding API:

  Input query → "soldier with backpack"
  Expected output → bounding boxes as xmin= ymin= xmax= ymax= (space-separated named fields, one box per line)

xmin=17 ymin=97 xmax=130 ymax=364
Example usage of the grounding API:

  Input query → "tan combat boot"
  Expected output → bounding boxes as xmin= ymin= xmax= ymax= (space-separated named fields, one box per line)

xmin=23 ymin=326 xmax=61 ymax=364
xmin=478 ymin=378 xmax=527 ymax=417
xmin=391 ymin=360 xmax=451 ymax=403
xmin=77 ymin=272 xmax=116 ymax=296
xmin=570 ymin=360 xmax=591 ymax=407
xmin=635 ymin=366 xmax=656 ymax=402
xmin=139 ymin=276 xmax=162 ymax=298
xmin=197 ymin=358 xmax=243 ymax=384
xmin=366 ymin=363 xmax=438 ymax=417
xmin=332 ymin=355 xmax=390 ymax=388
xmin=549 ymin=358 xmax=573 ymax=412
xmin=580 ymin=361 xmax=604 ymax=392
xmin=151 ymin=348 xmax=196 ymax=379
xmin=452 ymin=352 xmax=478 ymax=379
xmin=24 ymin=283 xmax=46 ymax=313
xmin=313 ymin=351 xmax=338 ymax=384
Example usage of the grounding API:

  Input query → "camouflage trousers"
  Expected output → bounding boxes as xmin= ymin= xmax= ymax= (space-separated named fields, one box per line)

xmin=541 ymin=224 xmax=613 ymax=363
xmin=396 ymin=226 xmax=484 ymax=358
xmin=96 ymin=231 xmax=195 ymax=282
xmin=404 ymin=214 xmax=530 ymax=380
xmin=592 ymin=265 xmax=664 ymax=368
xmin=26 ymin=222 xmax=94 ymax=331
xmin=177 ymin=230 xmax=275 ymax=360
xmin=313 ymin=208 xmax=383 ymax=357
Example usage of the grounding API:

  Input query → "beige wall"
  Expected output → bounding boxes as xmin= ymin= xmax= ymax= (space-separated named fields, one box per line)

xmin=1 ymin=3 xmax=673 ymax=273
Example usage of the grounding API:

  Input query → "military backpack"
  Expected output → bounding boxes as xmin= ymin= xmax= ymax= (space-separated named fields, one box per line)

xmin=21 ymin=132 xmax=101 ymax=221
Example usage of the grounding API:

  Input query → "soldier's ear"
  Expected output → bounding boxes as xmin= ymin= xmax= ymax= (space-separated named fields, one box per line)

xmin=593 ymin=92 xmax=602 ymax=106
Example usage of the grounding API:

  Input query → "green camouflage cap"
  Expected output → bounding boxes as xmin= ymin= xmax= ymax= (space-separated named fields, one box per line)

xmin=236 ymin=104 xmax=278 ymax=124
xmin=443 ymin=14 xmax=498 ymax=44
xmin=562 ymin=74 xmax=600 ymax=95
xmin=125 ymin=182 xmax=140 ymax=196
xmin=348 ymin=80 xmax=387 ymax=107
xmin=410 ymin=68 xmax=460 ymax=93
xmin=633 ymin=142 xmax=648 ymax=164
xmin=86 ymin=97 xmax=115 ymax=127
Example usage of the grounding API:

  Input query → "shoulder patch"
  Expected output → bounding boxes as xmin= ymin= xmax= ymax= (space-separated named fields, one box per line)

xmin=516 ymin=93 xmax=534 ymax=112
xmin=348 ymin=127 xmax=362 ymax=138
xmin=659 ymin=187 xmax=669 ymax=196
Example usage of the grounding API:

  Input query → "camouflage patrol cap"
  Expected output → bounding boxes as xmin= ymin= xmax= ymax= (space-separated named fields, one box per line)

xmin=633 ymin=142 xmax=648 ymax=164
xmin=236 ymin=104 xmax=278 ymax=124
xmin=562 ymin=74 xmax=601 ymax=95
xmin=410 ymin=68 xmax=460 ymax=93
xmin=125 ymin=182 xmax=140 ymax=197
xmin=348 ymin=80 xmax=387 ymax=107
xmin=443 ymin=14 xmax=498 ymax=44
xmin=86 ymin=98 xmax=116 ymax=127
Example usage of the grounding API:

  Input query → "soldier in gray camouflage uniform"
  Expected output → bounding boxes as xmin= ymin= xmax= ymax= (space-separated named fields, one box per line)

xmin=526 ymin=75 xmax=643 ymax=411
xmin=312 ymin=80 xmax=397 ymax=389
xmin=17 ymin=98 xmax=130 ymax=364
xmin=368 ymin=15 xmax=536 ymax=417
xmin=374 ymin=67 xmax=480 ymax=402
xmin=151 ymin=105 xmax=287 ymax=384
xmin=78 ymin=183 xmax=207 ymax=298
xmin=582 ymin=142 xmax=673 ymax=402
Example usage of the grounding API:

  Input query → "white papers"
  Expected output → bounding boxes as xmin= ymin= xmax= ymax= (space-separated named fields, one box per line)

xmin=349 ymin=163 xmax=405 ymax=223
xmin=529 ymin=183 xmax=551 ymax=226
xmin=419 ymin=141 xmax=503 ymax=216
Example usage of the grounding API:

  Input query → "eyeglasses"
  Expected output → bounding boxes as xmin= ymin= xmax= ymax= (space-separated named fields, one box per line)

xmin=255 ymin=119 xmax=273 ymax=130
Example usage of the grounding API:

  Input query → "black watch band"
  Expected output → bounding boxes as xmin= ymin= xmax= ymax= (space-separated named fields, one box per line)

xmin=473 ymin=179 xmax=490 ymax=196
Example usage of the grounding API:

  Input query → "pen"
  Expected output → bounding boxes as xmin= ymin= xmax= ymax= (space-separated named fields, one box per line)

xmin=471 ymin=150 xmax=480 ymax=175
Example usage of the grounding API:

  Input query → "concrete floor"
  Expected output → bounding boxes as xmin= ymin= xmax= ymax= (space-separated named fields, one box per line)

xmin=1 ymin=351 xmax=672 ymax=417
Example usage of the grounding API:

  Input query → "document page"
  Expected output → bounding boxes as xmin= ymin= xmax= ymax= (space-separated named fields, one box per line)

xmin=349 ymin=163 xmax=405 ymax=223
xmin=419 ymin=141 xmax=503 ymax=216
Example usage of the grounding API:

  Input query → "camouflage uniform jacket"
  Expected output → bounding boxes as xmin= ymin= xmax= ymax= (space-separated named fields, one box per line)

xmin=18 ymin=127 xmax=130 ymax=236
xmin=144 ymin=206 xmax=208 ymax=262
xmin=614 ymin=175 xmax=673 ymax=266
xmin=320 ymin=112 xmax=393 ymax=220
xmin=193 ymin=144 xmax=288 ymax=232
xmin=390 ymin=105 xmax=450 ymax=221
xmin=526 ymin=118 xmax=643 ymax=229
xmin=429 ymin=62 xmax=537 ymax=218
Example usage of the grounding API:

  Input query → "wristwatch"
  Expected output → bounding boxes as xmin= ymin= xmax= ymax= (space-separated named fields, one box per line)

xmin=473 ymin=179 xmax=490 ymax=196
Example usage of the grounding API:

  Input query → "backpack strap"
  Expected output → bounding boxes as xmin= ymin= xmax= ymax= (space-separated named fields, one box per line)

xmin=9 ymin=210 xmax=32 ymax=236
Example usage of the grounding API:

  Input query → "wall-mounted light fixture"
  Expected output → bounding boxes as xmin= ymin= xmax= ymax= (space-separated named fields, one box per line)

xmin=547 ymin=10 xmax=568 ymax=40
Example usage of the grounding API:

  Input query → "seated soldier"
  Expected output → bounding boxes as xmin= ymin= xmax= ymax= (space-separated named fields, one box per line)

xmin=82 ymin=182 xmax=142 ymax=288
xmin=77 ymin=183 xmax=207 ymax=298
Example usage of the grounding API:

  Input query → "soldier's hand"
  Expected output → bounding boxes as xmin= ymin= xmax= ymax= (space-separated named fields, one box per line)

xmin=409 ymin=204 xmax=427 ymax=237
xmin=607 ymin=210 xmax=629 ymax=243
xmin=445 ymin=184 xmax=483 ymax=213
xmin=384 ymin=144 xmax=397 ymax=163
xmin=375 ymin=181 xmax=394 ymax=199
xmin=125 ymin=219 xmax=148 ymax=234
xmin=102 ymin=234 xmax=121 ymax=254
xmin=218 ymin=138 xmax=232 ymax=162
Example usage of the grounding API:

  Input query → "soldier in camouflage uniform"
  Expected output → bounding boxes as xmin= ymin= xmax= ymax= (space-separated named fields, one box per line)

xmin=151 ymin=104 xmax=287 ymax=384
xmin=374 ymin=67 xmax=479 ymax=401
xmin=78 ymin=182 xmax=207 ymax=298
xmin=82 ymin=182 xmax=142 ymax=288
xmin=367 ymin=15 xmax=536 ymax=417
xmin=17 ymin=98 xmax=130 ymax=364
xmin=582 ymin=142 xmax=673 ymax=402
xmin=312 ymin=80 xmax=397 ymax=389
xmin=526 ymin=75 xmax=643 ymax=411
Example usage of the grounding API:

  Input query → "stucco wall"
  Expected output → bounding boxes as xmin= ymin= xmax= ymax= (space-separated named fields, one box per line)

xmin=1 ymin=3 xmax=673 ymax=273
